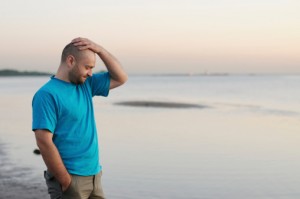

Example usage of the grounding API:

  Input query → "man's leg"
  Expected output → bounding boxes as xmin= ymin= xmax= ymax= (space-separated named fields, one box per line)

xmin=89 ymin=171 xmax=106 ymax=199
xmin=64 ymin=175 xmax=103 ymax=199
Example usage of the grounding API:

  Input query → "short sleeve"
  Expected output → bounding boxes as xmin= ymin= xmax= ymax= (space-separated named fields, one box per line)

xmin=89 ymin=72 xmax=110 ymax=97
xmin=32 ymin=90 xmax=57 ymax=133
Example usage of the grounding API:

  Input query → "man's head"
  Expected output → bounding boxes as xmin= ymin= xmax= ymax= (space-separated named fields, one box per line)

xmin=60 ymin=43 xmax=96 ymax=84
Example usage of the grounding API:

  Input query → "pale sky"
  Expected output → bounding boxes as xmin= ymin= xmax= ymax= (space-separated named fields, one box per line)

xmin=0 ymin=0 xmax=299 ymax=74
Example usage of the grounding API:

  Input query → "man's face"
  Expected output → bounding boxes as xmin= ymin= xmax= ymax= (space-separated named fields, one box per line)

xmin=69 ymin=50 xmax=95 ymax=84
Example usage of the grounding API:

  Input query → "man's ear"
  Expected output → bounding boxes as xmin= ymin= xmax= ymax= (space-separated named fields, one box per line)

xmin=66 ymin=55 xmax=76 ymax=68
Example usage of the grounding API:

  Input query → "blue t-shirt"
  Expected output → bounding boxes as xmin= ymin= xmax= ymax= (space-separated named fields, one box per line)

xmin=32 ymin=72 xmax=110 ymax=176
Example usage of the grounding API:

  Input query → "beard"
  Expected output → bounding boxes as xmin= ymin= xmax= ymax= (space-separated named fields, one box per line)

xmin=69 ymin=64 xmax=87 ymax=85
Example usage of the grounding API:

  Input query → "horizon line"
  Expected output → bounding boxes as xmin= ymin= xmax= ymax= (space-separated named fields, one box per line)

xmin=0 ymin=68 xmax=299 ymax=77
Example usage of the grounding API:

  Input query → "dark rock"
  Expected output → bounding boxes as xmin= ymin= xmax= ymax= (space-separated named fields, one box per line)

xmin=33 ymin=149 xmax=41 ymax=155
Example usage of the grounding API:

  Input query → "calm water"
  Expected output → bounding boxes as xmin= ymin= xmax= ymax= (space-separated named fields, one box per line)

xmin=0 ymin=75 xmax=300 ymax=199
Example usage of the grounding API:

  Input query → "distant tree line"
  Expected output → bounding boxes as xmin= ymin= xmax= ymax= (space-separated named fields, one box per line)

xmin=0 ymin=69 xmax=52 ymax=76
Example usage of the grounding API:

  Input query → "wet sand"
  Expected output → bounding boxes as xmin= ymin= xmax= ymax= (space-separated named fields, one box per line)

xmin=0 ymin=142 xmax=48 ymax=199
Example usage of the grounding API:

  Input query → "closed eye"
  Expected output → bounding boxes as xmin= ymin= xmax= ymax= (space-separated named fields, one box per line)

xmin=85 ymin=65 xmax=95 ymax=69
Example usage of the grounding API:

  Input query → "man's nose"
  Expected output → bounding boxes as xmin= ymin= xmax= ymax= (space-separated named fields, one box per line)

xmin=87 ymin=69 xmax=93 ymax=77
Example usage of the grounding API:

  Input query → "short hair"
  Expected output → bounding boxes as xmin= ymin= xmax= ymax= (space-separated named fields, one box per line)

xmin=61 ymin=43 xmax=82 ymax=63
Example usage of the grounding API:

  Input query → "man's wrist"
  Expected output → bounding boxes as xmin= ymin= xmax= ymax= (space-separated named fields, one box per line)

xmin=60 ymin=173 xmax=72 ymax=191
xmin=96 ymin=46 xmax=107 ymax=55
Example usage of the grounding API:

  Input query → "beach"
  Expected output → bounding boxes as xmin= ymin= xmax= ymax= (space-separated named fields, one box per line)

xmin=0 ymin=142 xmax=48 ymax=199
xmin=0 ymin=75 xmax=300 ymax=198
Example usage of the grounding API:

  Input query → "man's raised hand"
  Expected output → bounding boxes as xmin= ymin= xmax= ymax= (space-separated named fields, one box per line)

xmin=71 ymin=37 xmax=102 ymax=54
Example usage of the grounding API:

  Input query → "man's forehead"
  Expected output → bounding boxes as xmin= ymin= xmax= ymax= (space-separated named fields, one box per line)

xmin=80 ymin=49 xmax=95 ymax=57
xmin=78 ymin=50 xmax=96 ymax=63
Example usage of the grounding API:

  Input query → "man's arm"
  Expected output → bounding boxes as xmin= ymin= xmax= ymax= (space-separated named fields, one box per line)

xmin=34 ymin=129 xmax=71 ymax=192
xmin=72 ymin=37 xmax=128 ymax=89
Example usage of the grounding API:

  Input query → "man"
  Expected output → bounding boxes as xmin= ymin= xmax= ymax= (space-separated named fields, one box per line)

xmin=32 ymin=37 xmax=128 ymax=199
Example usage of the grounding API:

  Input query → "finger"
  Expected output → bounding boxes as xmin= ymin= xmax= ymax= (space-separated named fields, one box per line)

xmin=73 ymin=41 xmax=90 ymax=47
xmin=77 ymin=44 xmax=92 ymax=51
xmin=72 ymin=37 xmax=88 ymax=43
xmin=72 ymin=41 xmax=81 ymax=46
xmin=71 ymin=38 xmax=81 ymax=43
xmin=72 ymin=37 xmax=83 ymax=41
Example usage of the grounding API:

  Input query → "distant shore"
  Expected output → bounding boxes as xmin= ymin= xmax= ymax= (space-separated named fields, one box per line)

xmin=0 ymin=69 xmax=230 ymax=77
xmin=0 ymin=69 xmax=52 ymax=76
xmin=1 ymin=69 xmax=298 ymax=77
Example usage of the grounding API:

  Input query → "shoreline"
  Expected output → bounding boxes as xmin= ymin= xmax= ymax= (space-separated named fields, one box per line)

xmin=0 ymin=141 xmax=48 ymax=199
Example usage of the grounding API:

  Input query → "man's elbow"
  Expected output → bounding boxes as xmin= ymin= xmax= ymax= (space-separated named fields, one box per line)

xmin=119 ymin=73 xmax=128 ymax=85
xmin=110 ymin=73 xmax=128 ymax=89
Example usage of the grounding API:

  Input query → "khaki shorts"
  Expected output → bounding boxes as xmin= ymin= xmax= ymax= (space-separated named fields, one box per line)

xmin=44 ymin=170 xmax=105 ymax=199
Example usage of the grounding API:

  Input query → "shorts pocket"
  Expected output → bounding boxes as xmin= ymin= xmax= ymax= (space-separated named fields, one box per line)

xmin=62 ymin=175 xmax=80 ymax=198
xmin=63 ymin=175 xmax=74 ymax=193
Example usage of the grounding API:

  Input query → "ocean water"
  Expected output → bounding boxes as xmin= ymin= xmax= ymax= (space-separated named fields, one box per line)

xmin=0 ymin=75 xmax=300 ymax=199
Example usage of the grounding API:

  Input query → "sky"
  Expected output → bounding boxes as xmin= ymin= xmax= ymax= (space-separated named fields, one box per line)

xmin=0 ymin=0 xmax=299 ymax=74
